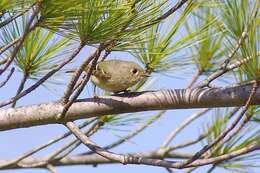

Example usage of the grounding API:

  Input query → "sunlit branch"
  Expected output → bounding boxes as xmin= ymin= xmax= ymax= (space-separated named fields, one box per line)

xmin=0 ymin=81 xmax=259 ymax=131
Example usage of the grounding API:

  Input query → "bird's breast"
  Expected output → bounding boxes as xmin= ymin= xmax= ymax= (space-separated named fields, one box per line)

xmin=91 ymin=75 xmax=131 ymax=92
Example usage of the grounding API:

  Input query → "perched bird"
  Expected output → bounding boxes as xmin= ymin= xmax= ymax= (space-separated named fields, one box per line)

xmin=85 ymin=60 xmax=148 ymax=93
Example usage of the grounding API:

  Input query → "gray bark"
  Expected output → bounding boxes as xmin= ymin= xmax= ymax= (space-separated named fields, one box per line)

xmin=0 ymin=82 xmax=259 ymax=131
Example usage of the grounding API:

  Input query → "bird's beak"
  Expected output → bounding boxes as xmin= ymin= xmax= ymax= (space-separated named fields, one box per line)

xmin=141 ymin=72 xmax=150 ymax=78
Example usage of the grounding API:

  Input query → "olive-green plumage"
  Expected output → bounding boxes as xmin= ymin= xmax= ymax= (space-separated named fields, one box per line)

xmin=85 ymin=60 xmax=147 ymax=93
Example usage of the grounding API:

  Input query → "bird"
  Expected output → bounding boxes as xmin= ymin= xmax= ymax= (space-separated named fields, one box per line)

xmin=85 ymin=60 xmax=149 ymax=93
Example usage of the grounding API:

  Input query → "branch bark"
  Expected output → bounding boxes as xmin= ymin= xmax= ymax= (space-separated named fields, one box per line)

xmin=1 ymin=142 xmax=259 ymax=169
xmin=0 ymin=150 xmax=192 ymax=170
xmin=0 ymin=82 xmax=259 ymax=131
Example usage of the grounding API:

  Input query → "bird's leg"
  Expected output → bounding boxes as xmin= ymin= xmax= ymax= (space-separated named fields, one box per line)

xmin=93 ymin=85 xmax=99 ymax=99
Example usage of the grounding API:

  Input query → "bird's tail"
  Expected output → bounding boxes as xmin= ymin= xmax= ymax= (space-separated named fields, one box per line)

xmin=65 ymin=69 xmax=77 ymax=74
xmin=65 ymin=65 xmax=91 ymax=74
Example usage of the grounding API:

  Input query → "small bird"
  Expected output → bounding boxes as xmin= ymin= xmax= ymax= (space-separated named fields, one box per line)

xmin=85 ymin=60 xmax=148 ymax=93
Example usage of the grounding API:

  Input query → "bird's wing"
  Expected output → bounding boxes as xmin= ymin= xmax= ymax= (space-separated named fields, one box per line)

xmin=93 ymin=63 xmax=112 ymax=80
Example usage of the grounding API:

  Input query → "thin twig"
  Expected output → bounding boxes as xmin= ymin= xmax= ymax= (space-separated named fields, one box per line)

xmin=0 ymin=67 xmax=14 ymax=88
xmin=0 ymin=37 xmax=20 ymax=56
xmin=184 ymin=142 xmax=260 ymax=168
xmin=209 ymin=106 xmax=258 ymax=156
xmin=11 ymin=72 xmax=28 ymax=107
xmin=83 ymin=111 xmax=165 ymax=155
xmin=0 ymin=57 xmax=8 ymax=65
xmin=59 ymin=46 xmax=103 ymax=119
xmin=167 ymin=107 xmax=240 ymax=153
xmin=187 ymin=70 xmax=201 ymax=89
xmin=222 ymin=31 xmax=248 ymax=68
xmin=197 ymin=4 xmax=259 ymax=88
xmin=46 ymin=164 xmax=58 ymax=173
xmin=132 ymin=0 xmax=188 ymax=31
xmin=128 ymin=142 xmax=260 ymax=168
xmin=228 ymin=52 xmax=260 ymax=69
xmin=206 ymin=164 xmax=216 ymax=173
xmin=61 ymin=44 xmax=104 ymax=104
xmin=180 ymin=81 xmax=259 ymax=168
xmin=101 ymin=50 xmax=111 ymax=61
xmin=165 ymin=167 xmax=174 ymax=173
xmin=161 ymin=108 xmax=209 ymax=148
xmin=0 ymin=4 xmax=40 ymax=76
xmin=65 ymin=121 xmax=126 ymax=163
xmin=0 ymin=10 xmax=30 ymax=28
xmin=0 ymin=43 xmax=85 ymax=108
xmin=61 ymin=53 xmax=93 ymax=103
xmin=0 ymin=119 xmax=95 ymax=168
xmin=67 ymin=50 xmax=111 ymax=96
xmin=70 ymin=74 xmax=86 ymax=93
xmin=16 ymin=119 xmax=104 ymax=168
xmin=45 ymin=120 xmax=104 ymax=163
xmin=197 ymin=52 xmax=260 ymax=88
xmin=168 ymin=134 xmax=206 ymax=151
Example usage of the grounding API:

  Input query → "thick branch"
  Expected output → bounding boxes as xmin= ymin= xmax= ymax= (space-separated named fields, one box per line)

xmin=0 ymin=82 xmax=259 ymax=131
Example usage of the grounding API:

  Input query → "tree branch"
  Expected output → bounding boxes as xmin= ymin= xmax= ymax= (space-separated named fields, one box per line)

xmin=0 ymin=150 xmax=192 ymax=170
xmin=1 ymin=142 xmax=259 ymax=169
xmin=11 ymin=72 xmax=29 ymax=107
xmin=0 ymin=9 xmax=30 ymax=28
xmin=0 ymin=43 xmax=85 ymax=108
xmin=0 ymin=119 xmax=96 ymax=168
xmin=179 ymin=81 xmax=258 ymax=167
xmin=46 ymin=164 xmax=58 ymax=173
xmin=65 ymin=121 xmax=125 ymax=163
xmin=0 ymin=82 xmax=259 ymax=131
xmin=0 ymin=67 xmax=14 ymax=88
xmin=0 ymin=37 xmax=20 ymax=56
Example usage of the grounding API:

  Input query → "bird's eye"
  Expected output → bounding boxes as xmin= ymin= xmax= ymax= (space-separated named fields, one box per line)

xmin=131 ymin=68 xmax=138 ymax=74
